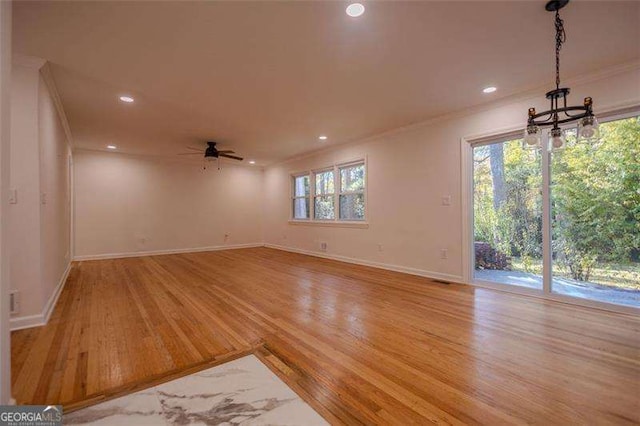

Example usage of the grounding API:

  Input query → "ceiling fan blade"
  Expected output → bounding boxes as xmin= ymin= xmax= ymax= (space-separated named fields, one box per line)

xmin=217 ymin=150 xmax=235 ymax=154
xmin=219 ymin=153 xmax=243 ymax=161
xmin=186 ymin=146 xmax=203 ymax=151
xmin=177 ymin=152 xmax=203 ymax=155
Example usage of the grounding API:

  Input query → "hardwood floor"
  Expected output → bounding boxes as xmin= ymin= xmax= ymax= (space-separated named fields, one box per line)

xmin=11 ymin=247 xmax=640 ymax=424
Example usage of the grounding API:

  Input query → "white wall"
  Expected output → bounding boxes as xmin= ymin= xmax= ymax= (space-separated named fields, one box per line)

xmin=263 ymin=65 xmax=640 ymax=282
xmin=9 ymin=59 xmax=44 ymax=319
xmin=39 ymin=72 xmax=72 ymax=312
xmin=73 ymin=151 xmax=264 ymax=258
xmin=8 ymin=58 xmax=72 ymax=329
xmin=0 ymin=0 xmax=12 ymax=405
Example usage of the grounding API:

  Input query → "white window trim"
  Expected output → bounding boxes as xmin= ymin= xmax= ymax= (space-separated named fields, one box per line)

xmin=460 ymin=105 xmax=640 ymax=315
xmin=289 ymin=157 xmax=368 ymax=227
xmin=291 ymin=173 xmax=311 ymax=221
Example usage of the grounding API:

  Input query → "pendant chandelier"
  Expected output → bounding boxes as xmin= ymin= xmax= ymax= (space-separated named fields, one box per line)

xmin=524 ymin=0 xmax=599 ymax=150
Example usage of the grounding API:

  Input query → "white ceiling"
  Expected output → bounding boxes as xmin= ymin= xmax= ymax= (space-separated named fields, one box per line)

xmin=13 ymin=1 xmax=640 ymax=165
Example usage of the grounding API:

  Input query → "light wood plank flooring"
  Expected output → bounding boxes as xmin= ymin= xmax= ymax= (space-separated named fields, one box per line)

xmin=11 ymin=247 xmax=640 ymax=424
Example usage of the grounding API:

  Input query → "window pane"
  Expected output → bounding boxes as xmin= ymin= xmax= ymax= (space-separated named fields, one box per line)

xmin=294 ymin=175 xmax=310 ymax=197
xmin=315 ymin=170 xmax=334 ymax=195
xmin=314 ymin=196 xmax=335 ymax=220
xmin=473 ymin=139 xmax=543 ymax=289
xmin=340 ymin=164 xmax=365 ymax=192
xmin=293 ymin=198 xmax=309 ymax=219
xmin=551 ymin=117 xmax=640 ymax=308
xmin=339 ymin=194 xmax=365 ymax=220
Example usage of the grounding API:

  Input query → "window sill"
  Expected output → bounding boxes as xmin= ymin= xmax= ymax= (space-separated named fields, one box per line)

xmin=288 ymin=220 xmax=369 ymax=229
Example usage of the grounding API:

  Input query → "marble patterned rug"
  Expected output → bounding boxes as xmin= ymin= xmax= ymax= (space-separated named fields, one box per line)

xmin=63 ymin=355 xmax=328 ymax=425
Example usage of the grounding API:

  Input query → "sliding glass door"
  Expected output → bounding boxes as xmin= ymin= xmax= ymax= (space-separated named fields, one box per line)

xmin=472 ymin=113 xmax=639 ymax=309
xmin=473 ymin=139 xmax=543 ymax=290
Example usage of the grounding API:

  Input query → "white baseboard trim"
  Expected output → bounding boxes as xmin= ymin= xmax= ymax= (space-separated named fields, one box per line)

xmin=8 ymin=313 xmax=43 ymax=332
xmin=264 ymin=243 xmax=463 ymax=284
xmin=43 ymin=262 xmax=72 ymax=325
xmin=10 ymin=262 xmax=72 ymax=331
xmin=73 ymin=243 xmax=264 ymax=261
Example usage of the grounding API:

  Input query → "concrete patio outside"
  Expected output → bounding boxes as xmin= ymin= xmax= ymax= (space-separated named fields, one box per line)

xmin=475 ymin=269 xmax=639 ymax=308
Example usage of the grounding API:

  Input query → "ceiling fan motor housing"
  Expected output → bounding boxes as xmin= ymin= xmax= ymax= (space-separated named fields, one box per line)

xmin=205 ymin=141 xmax=219 ymax=158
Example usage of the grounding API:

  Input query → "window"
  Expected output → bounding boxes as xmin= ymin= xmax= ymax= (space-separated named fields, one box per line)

xmin=314 ymin=169 xmax=335 ymax=220
xmin=339 ymin=163 xmax=365 ymax=220
xmin=290 ymin=159 xmax=367 ymax=224
xmin=292 ymin=174 xmax=310 ymax=219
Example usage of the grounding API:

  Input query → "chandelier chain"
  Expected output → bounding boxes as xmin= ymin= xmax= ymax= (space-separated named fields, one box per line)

xmin=525 ymin=0 xmax=597 ymax=146
xmin=555 ymin=9 xmax=566 ymax=90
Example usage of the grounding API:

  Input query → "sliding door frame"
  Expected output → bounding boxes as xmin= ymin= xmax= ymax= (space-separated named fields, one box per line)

xmin=461 ymin=104 xmax=640 ymax=315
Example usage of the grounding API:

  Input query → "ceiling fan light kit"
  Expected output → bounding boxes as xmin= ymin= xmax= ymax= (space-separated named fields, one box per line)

xmin=523 ymin=0 xmax=599 ymax=151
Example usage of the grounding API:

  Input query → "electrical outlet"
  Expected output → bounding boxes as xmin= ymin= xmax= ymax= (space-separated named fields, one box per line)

xmin=320 ymin=242 xmax=327 ymax=252
xmin=40 ymin=192 xmax=47 ymax=205
xmin=440 ymin=249 xmax=448 ymax=259
xmin=378 ymin=244 xmax=384 ymax=252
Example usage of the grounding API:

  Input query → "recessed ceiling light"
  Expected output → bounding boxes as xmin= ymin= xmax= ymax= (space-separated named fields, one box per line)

xmin=249 ymin=160 xmax=256 ymax=164
xmin=482 ymin=86 xmax=497 ymax=94
xmin=346 ymin=3 xmax=365 ymax=17
xmin=107 ymin=145 xmax=117 ymax=150
xmin=119 ymin=96 xmax=134 ymax=103
xmin=318 ymin=135 xmax=328 ymax=140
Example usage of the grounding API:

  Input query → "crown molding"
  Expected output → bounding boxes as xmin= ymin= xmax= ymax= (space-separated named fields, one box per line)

xmin=268 ymin=59 xmax=640 ymax=168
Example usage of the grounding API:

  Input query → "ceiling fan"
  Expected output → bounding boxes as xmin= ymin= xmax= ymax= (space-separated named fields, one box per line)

xmin=178 ymin=141 xmax=243 ymax=170
xmin=178 ymin=141 xmax=243 ymax=162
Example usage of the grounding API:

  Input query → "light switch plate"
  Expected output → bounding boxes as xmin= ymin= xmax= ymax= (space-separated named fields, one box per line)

xmin=9 ymin=188 xmax=17 ymax=204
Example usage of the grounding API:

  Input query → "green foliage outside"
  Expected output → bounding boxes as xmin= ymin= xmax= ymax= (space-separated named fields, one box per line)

xmin=474 ymin=140 xmax=542 ymax=269
xmin=474 ymin=116 xmax=640 ymax=290
xmin=552 ymin=118 xmax=640 ymax=283
xmin=314 ymin=165 xmax=365 ymax=220
xmin=315 ymin=170 xmax=335 ymax=219
xmin=340 ymin=165 xmax=365 ymax=220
